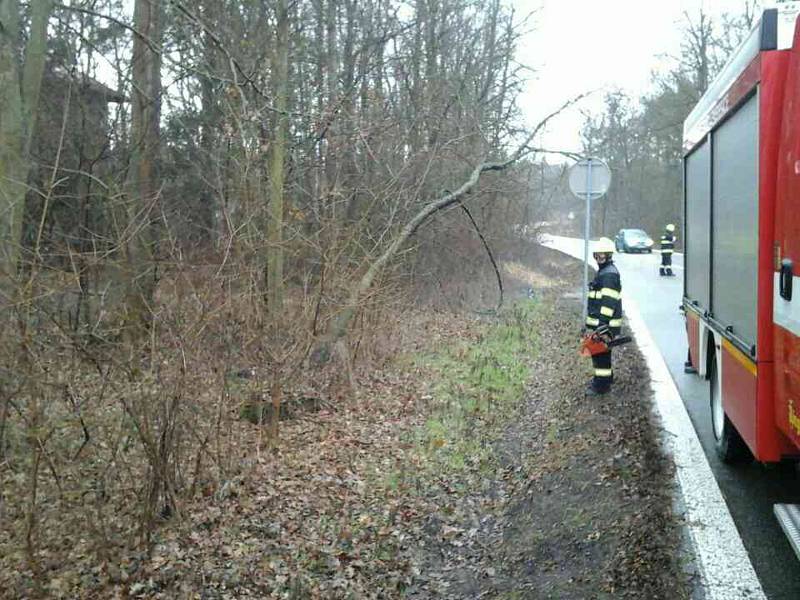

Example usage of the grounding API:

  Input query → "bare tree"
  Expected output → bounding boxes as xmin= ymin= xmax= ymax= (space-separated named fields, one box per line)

xmin=0 ymin=1 xmax=561 ymax=593
xmin=266 ymin=0 xmax=290 ymax=312
xmin=0 ymin=0 xmax=54 ymax=308
xmin=122 ymin=0 xmax=163 ymax=339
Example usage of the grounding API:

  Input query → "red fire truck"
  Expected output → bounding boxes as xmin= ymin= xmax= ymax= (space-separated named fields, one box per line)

xmin=682 ymin=5 xmax=800 ymax=547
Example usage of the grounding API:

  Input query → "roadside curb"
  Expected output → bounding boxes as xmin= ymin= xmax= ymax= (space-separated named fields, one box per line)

xmin=625 ymin=298 xmax=765 ymax=600
xmin=541 ymin=236 xmax=764 ymax=599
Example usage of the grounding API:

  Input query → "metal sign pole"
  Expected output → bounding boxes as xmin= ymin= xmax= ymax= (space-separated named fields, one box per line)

xmin=582 ymin=159 xmax=593 ymax=322
xmin=569 ymin=156 xmax=609 ymax=326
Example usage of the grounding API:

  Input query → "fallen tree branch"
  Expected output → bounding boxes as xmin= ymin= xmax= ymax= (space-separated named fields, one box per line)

xmin=459 ymin=202 xmax=503 ymax=312
xmin=313 ymin=95 xmax=586 ymax=361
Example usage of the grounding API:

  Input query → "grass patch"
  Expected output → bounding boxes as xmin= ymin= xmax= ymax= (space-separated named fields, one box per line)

xmin=411 ymin=299 xmax=541 ymax=473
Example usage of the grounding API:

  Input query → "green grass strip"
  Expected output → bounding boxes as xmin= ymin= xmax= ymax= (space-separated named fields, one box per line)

xmin=412 ymin=299 xmax=541 ymax=476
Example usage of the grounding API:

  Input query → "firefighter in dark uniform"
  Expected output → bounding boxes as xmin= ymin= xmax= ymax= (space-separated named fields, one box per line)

xmin=586 ymin=237 xmax=623 ymax=395
xmin=660 ymin=224 xmax=676 ymax=276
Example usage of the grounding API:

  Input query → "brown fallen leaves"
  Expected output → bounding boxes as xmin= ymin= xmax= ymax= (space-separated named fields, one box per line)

xmin=1 ymin=248 xmax=690 ymax=599
xmin=97 ymin=309 xmax=475 ymax=599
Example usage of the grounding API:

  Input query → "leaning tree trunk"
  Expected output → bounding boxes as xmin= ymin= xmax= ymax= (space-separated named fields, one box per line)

xmin=310 ymin=97 xmax=582 ymax=363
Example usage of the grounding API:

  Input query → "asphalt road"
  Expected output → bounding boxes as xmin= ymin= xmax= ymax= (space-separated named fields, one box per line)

xmin=581 ymin=245 xmax=800 ymax=599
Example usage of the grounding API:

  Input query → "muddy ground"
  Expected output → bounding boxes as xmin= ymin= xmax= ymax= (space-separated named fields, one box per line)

xmin=406 ymin=248 xmax=691 ymax=599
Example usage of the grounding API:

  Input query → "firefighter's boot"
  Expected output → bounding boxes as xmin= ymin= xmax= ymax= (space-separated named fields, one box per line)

xmin=589 ymin=350 xmax=613 ymax=394
xmin=666 ymin=267 xmax=673 ymax=276
xmin=659 ymin=267 xmax=665 ymax=276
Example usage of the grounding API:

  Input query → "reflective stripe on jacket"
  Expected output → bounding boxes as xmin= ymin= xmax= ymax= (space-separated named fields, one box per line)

xmin=661 ymin=234 xmax=675 ymax=254
xmin=586 ymin=261 xmax=623 ymax=334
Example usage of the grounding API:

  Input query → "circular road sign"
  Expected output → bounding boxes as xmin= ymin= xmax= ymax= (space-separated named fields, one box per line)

xmin=568 ymin=158 xmax=611 ymax=200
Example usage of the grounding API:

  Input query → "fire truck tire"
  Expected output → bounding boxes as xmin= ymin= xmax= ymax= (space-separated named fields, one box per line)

xmin=709 ymin=355 xmax=753 ymax=464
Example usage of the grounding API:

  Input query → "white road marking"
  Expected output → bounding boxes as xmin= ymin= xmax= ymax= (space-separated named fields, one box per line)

xmin=625 ymin=299 xmax=765 ymax=600
xmin=542 ymin=234 xmax=766 ymax=600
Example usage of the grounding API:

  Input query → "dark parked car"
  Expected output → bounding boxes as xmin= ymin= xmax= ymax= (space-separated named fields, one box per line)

xmin=614 ymin=228 xmax=654 ymax=253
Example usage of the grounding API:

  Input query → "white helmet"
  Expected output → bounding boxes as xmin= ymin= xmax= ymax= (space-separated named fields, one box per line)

xmin=593 ymin=237 xmax=615 ymax=255
xmin=666 ymin=223 xmax=675 ymax=232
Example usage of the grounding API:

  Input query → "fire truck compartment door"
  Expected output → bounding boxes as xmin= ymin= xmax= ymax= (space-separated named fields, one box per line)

xmin=685 ymin=139 xmax=711 ymax=310
xmin=711 ymin=93 xmax=759 ymax=349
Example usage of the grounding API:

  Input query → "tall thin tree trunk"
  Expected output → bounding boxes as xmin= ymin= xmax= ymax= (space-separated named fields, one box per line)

xmin=409 ymin=0 xmax=423 ymax=152
xmin=267 ymin=0 xmax=290 ymax=312
xmin=0 ymin=0 xmax=54 ymax=308
xmin=124 ymin=0 xmax=163 ymax=339
xmin=324 ymin=0 xmax=339 ymax=219
xmin=423 ymin=0 xmax=439 ymax=147
xmin=200 ymin=0 xmax=222 ymax=247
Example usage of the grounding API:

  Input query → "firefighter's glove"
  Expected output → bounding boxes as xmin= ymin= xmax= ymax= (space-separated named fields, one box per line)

xmin=595 ymin=324 xmax=613 ymax=343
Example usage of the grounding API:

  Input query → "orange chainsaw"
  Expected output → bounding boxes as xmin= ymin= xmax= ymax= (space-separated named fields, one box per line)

xmin=580 ymin=325 xmax=632 ymax=357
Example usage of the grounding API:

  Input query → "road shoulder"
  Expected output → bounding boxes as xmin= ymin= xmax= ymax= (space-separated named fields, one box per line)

xmin=406 ymin=249 xmax=691 ymax=598
xmin=543 ymin=234 xmax=766 ymax=600
xmin=625 ymin=298 xmax=765 ymax=600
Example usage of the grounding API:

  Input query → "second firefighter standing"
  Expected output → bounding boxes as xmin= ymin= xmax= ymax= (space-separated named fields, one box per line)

xmin=585 ymin=237 xmax=623 ymax=395
xmin=659 ymin=224 xmax=676 ymax=276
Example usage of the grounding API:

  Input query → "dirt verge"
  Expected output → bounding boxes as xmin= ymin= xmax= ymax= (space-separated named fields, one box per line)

xmin=406 ymin=248 xmax=691 ymax=599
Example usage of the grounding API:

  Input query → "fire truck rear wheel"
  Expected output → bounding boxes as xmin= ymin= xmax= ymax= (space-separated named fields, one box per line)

xmin=709 ymin=354 xmax=753 ymax=464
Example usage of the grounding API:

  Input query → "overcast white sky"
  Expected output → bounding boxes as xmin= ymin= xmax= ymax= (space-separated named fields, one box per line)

xmin=513 ymin=0 xmax=770 ymax=157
